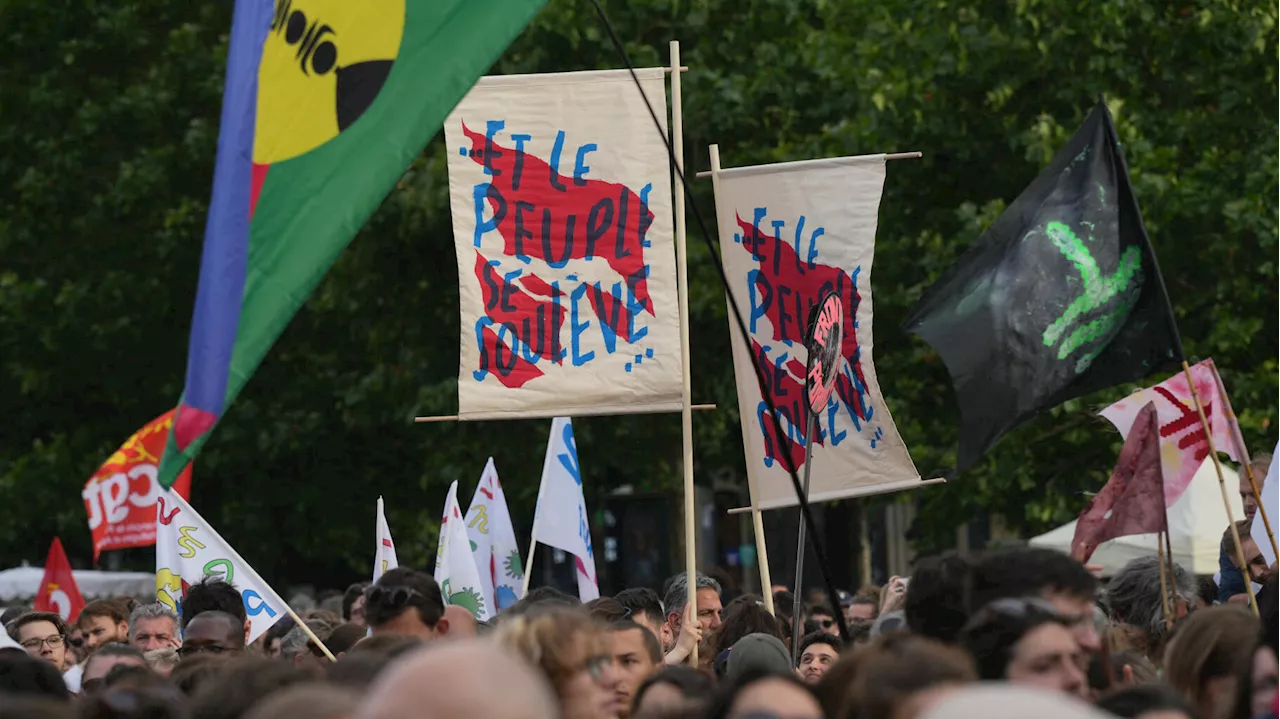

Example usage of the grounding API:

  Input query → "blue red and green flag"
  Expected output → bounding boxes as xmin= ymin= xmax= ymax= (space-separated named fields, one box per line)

xmin=157 ymin=0 xmax=544 ymax=488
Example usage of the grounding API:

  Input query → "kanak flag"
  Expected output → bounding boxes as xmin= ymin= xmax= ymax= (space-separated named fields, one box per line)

xmin=83 ymin=410 xmax=192 ymax=563
xmin=154 ymin=0 xmax=545 ymax=490
xmin=34 ymin=538 xmax=85 ymax=623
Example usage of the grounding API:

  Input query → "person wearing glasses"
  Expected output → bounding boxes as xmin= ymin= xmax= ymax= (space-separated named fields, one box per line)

xmin=7 ymin=611 xmax=71 ymax=672
xmin=177 ymin=610 xmax=246 ymax=659
xmin=364 ymin=567 xmax=452 ymax=641
xmin=497 ymin=607 xmax=625 ymax=719
xmin=958 ymin=597 xmax=1089 ymax=700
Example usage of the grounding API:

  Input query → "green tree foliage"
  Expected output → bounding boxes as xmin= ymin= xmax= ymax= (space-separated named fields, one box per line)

xmin=1 ymin=0 xmax=1274 ymax=582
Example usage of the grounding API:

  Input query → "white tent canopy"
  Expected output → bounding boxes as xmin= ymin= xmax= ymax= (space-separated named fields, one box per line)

xmin=0 ymin=567 xmax=154 ymax=602
xmin=1030 ymin=458 xmax=1242 ymax=576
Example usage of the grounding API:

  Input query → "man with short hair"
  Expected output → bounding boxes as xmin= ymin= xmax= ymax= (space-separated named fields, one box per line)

xmin=128 ymin=603 xmax=181 ymax=652
xmin=795 ymin=631 xmax=842 ymax=684
xmin=343 ymin=582 xmax=370 ymax=627
xmin=179 ymin=610 xmax=245 ymax=658
xmin=609 ymin=620 xmax=661 ymax=718
xmin=8 ymin=612 xmax=70 ymax=672
xmin=1220 ymin=454 xmax=1271 ymax=603
xmin=1223 ymin=519 xmax=1274 ymax=605
xmin=808 ymin=605 xmax=836 ymax=632
xmin=845 ymin=596 xmax=878 ymax=623
xmin=968 ymin=548 xmax=1101 ymax=654
xmin=661 ymin=572 xmax=722 ymax=663
xmin=81 ymin=642 xmax=148 ymax=694
xmin=365 ymin=568 xmax=451 ymax=641
xmin=78 ymin=599 xmax=129 ymax=656
xmin=181 ymin=577 xmax=247 ymax=631
xmin=614 ymin=588 xmax=666 ymax=643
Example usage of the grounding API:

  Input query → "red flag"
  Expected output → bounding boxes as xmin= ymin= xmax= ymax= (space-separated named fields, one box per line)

xmin=82 ymin=410 xmax=193 ymax=563
xmin=1072 ymin=402 xmax=1168 ymax=562
xmin=33 ymin=538 xmax=85 ymax=623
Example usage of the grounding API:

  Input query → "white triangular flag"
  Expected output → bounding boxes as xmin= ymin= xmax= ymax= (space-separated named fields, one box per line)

xmin=155 ymin=490 xmax=287 ymax=643
xmin=466 ymin=458 xmax=524 ymax=613
xmin=532 ymin=418 xmax=599 ymax=601
xmin=374 ymin=496 xmax=399 ymax=584
xmin=435 ymin=481 xmax=489 ymax=619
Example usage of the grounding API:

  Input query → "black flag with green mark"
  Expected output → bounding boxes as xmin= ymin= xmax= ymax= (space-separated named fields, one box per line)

xmin=904 ymin=100 xmax=1179 ymax=474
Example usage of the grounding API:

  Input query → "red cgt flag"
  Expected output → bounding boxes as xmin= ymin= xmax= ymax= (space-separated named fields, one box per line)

xmin=34 ymin=538 xmax=85 ymax=623
xmin=1072 ymin=402 xmax=1168 ymax=563
xmin=82 ymin=410 xmax=192 ymax=563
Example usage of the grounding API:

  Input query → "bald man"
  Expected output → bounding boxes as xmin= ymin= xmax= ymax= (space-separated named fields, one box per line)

xmin=357 ymin=639 xmax=555 ymax=719
xmin=443 ymin=606 xmax=477 ymax=639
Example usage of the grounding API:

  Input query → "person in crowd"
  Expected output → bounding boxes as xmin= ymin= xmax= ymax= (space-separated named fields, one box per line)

xmin=709 ymin=598 xmax=786 ymax=675
xmin=80 ymin=642 xmax=148 ymax=695
xmin=325 ymin=622 xmax=369 ymax=656
xmin=1242 ymin=633 xmax=1279 ymax=719
xmin=808 ymin=604 xmax=837 ymax=632
xmin=357 ymin=639 xmax=558 ymax=719
xmin=179 ymin=610 xmax=246 ymax=658
xmin=969 ymin=548 xmax=1102 ymax=654
xmin=496 ymin=606 xmax=624 ymax=719
xmin=1222 ymin=520 xmax=1275 ymax=604
xmin=189 ymin=657 xmax=310 ymax=719
xmin=244 ymin=683 xmax=360 ymax=719
xmin=7 ymin=612 xmax=70 ymax=674
xmin=168 ymin=653 xmax=230 ymax=697
xmin=144 ymin=648 xmax=180 ymax=677
xmin=1096 ymin=684 xmax=1199 ymax=719
xmin=795 ymin=631 xmax=842 ymax=685
xmin=818 ymin=632 xmax=976 ymax=719
xmin=705 ymin=667 xmax=823 ymax=719
xmin=615 ymin=588 xmax=669 ymax=646
xmin=631 ymin=665 xmax=715 ymax=718
xmin=280 ymin=614 xmax=340 ymax=675
xmin=77 ymin=599 xmax=130 ymax=656
xmin=1105 ymin=556 xmax=1198 ymax=657
xmin=662 ymin=573 xmax=723 ymax=649
xmin=260 ymin=616 xmax=294 ymax=658
xmin=772 ymin=590 xmax=800 ymax=640
xmin=918 ymin=684 xmax=1110 ymax=719
xmin=845 ymin=595 xmax=879 ymax=624
xmin=0 ymin=606 xmax=26 ymax=626
xmin=722 ymin=633 xmax=792 ymax=681
xmin=503 ymin=586 xmax=581 ymax=620
xmin=364 ymin=567 xmax=452 ymax=640
xmin=0 ymin=650 xmax=70 ymax=701
xmin=1164 ymin=605 xmax=1261 ymax=719
xmin=128 ymin=603 xmax=182 ymax=652
xmin=1219 ymin=453 xmax=1269 ymax=604
xmin=959 ymin=597 xmax=1089 ymax=699
xmin=587 ymin=597 xmax=630 ymax=624
xmin=610 ymin=619 xmax=663 ymax=718
xmin=904 ymin=552 xmax=974 ymax=644
xmin=181 ymin=578 xmax=249 ymax=644
xmin=343 ymin=581 xmax=371 ymax=627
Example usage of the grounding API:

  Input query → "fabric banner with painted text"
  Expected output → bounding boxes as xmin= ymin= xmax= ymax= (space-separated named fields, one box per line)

xmin=373 ymin=496 xmax=399 ymax=584
xmin=444 ymin=69 xmax=683 ymax=420
xmin=155 ymin=490 xmax=286 ymax=643
xmin=711 ymin=155 xmax=925 ymax=509
xmin=83 ymin=410 xmax=193 ymax=562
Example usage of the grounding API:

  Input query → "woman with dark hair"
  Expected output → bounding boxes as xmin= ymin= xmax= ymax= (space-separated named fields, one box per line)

xmin=631 ymin=665 xmax=714 ymax=717
xmin=958 ymin=597 xmax=1088 ymax=699
xmin=704 ymin=668 xmax=822 ymax=719
xmin=705 ymin=598 xmax=786 ymax=676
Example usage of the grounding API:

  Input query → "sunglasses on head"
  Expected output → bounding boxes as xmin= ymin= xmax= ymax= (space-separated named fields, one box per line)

xmin=365 ymin=585 xmax=427 ymax=609
xmin=984 ymin=596 xmax=1064 ymax=619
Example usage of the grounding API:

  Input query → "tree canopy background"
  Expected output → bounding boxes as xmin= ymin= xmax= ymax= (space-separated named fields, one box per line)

xmin=1 ymin=0 xmax=1275 ymax=587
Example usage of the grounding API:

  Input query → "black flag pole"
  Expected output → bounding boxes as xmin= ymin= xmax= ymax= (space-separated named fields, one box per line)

xmin=586 ymin=0 xmax=851 ymax=643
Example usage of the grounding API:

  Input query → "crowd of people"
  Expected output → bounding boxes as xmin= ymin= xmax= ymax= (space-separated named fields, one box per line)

xmin=1 ymin=542 xmax=1276 ymax=719
xmin=1 ymin=456 xmax=1274 ymax=717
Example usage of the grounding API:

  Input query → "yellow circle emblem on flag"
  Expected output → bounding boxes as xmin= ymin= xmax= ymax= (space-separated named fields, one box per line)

xmin=253 ymin=0 xmax=405 ymax=165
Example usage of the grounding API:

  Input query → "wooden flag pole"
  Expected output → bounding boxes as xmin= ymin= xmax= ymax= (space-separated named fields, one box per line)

xmin=1156 ymin=532 xmax=1172 ymax=632
xmin=415 ymin=405 xmax=717 ymax=423
xmin=1181 ymin=361 xmax=1258 ymax=614
xmin=670 ymin=39 xmax=699 ymax=665
xmin=708 ymin=142 xmax=773 ymax=615
xmin=1210 ymin=365 xmax=1278 ymax=559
